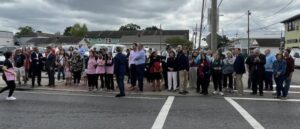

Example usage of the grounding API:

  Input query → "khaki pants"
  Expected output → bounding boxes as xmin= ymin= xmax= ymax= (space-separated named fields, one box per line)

xmin=179 ymin=70 xmax=188 ymax=92
xmin=235 ymin=74 xmax=244 ymax=94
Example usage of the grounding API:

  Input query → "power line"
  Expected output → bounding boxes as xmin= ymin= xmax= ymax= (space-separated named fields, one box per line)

xmin=256 ymin=0 xmax=295 ymax=19
xmin=218 ymin=0 xmax=223 ymax=7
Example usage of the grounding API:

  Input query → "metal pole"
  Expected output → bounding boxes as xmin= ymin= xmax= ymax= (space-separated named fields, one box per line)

xmin=247 ymin=10 xmax=251 ymax=55
xmin=199 ymin=0 xmax=205 ymax=49
xmin=195 ymin=24 xmax=198 ymax=49
xmin=159 ymin=24 xmax=162 ymax=51
xmin=211 ymin=0 xmax=217 ymax=51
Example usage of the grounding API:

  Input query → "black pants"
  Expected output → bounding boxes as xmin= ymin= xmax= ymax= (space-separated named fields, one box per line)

xmin=135 ymin=64 xmax=145 ymax=91
xmin=223 ymin=73 xmax=233 ymax=89
xmin=198 ymin=75 xmax=210 ymax=94
xmin=87 ymin=74 xmax=98 ymax=89
xmin=130 ymin=64 xmax=136 ymax=86
xmin=0 ymin=80 xmax=16 ymax=97
xmin=106 ymin=74 xmax=114 ymax=90
xmin=47 ymin=69 xmax=55 ymax=86
xmin=99 ymin=74 xmax=106 ymax=88
xmin=212 ymin=71 xmax=222 ymax=91
xmin=252 ymin=70 xmax=264 ymax=94
xmin=32 ymin=70 xmax=41 ymax=87
xmin=73 ymin=71 xmax=82 ymax=84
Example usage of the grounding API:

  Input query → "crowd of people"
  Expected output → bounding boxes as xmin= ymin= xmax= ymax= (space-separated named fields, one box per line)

xmin=0 ymin=42 xmax=295 ymax=99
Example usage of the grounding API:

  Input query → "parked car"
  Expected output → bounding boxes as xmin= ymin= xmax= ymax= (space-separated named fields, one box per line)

xmin=290 ymin=48 xmax=300 ymax=67
xmin=0 ymin=46 xmax=19 ymax=71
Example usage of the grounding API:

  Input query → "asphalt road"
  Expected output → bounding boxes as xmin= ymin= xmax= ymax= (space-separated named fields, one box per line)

xmin=1 ymin=91 xmax=300 ymax=129
xmin=291 ymin=69 xmax=300 ymax=85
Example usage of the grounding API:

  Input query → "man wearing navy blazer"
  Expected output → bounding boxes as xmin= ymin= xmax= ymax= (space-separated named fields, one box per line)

xmin=45 ymin=46 xmax=56 ymax=87
xmin=114 ymin=47 xmax=127 ymax=97
xmin=31 ymin=47 xmax=43 ymax=88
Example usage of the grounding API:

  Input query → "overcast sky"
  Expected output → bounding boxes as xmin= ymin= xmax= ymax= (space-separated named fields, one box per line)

xmin=0 ymin=0 xmax=299 ymax=40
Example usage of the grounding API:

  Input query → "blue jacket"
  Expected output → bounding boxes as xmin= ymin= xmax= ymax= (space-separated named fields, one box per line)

xmin=114 ymin=53 xmax=127 ymax=75
xmin=273 ymin=60 xmax=287 ymax=77
xmin=176 ymin=51 xmax=189 ymax=71
xmin=265 ymin=54 xmax=276 ymax=72
xmin=233 ymin=54 xmax=246 ymax=74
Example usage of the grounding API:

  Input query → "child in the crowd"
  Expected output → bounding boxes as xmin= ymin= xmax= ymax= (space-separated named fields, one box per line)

xmin=167 ymin=51 xmax=177 ymax=92
xmin=105 ymin=52 xmax=114 ymax=91
xmin=96 ymin=53 xmax=106 ymax=91
xmin=64 ymin=60 xmax=72 ymax=86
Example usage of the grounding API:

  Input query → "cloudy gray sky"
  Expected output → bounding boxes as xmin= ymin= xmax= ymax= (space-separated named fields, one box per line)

xmin=0 ymin=0 xmax=299 ymax=39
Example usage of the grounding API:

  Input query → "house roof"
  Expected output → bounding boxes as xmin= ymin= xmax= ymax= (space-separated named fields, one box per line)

xmin=27 ymin=38 xmax=55 ymax=44
xmin=85 ymin=30 xmax=189 ymax=38
xmin=56 ymin=36 xmax=83 ymax=43
xmin=16 ymin=32 xmax=55 ymax=38
xmin=255 ymin=38 xmax=282 ymax=47
xmin=281 ymin=14 xmax=300 ymax=23
xmin=27 ymin=36 xmax=83 ymax=44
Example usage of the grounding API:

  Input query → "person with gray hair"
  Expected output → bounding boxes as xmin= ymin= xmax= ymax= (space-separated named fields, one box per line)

xmin=248 ymin=48 xmax=266 ymax=96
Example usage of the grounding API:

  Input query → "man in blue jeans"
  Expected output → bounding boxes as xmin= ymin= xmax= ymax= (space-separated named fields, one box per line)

xmin=264 ymin=49 xmax=276 ymax=91
xmin=283 ymin=49 xmax=295 ymax=97
xmin=134 ymin=44 xmax=146 ymax=92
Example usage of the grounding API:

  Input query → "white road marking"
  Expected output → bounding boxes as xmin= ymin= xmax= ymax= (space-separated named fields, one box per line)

xmin=225 ymin=97 xmax=265 ymax=129
xmin=151 ymin=96 xmax=175 ymax=129
xmin=243 ymin=90 xmax=300 ymax=94
xmin=14 ymin=91 xmax=165 ymax=100
xmin=229 ymin=97 xmax=300 ymax=102
xmin=273 ymin=85 xmax=300 ymax=88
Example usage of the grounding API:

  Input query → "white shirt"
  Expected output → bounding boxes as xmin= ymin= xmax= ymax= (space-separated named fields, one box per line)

xmin=129 ymin=50 xmax=138 ymax=65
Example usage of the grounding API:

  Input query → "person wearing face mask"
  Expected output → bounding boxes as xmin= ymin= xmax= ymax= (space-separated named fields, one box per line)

xmin=0 ymin=51 xmax=17 ymax=100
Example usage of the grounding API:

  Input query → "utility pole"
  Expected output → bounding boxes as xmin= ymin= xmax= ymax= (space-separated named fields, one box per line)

xmin=247 ymin=10 xmax=251 ymax=55
xmin=194 ymin=24 xmax=198 ymax=49
xmin=159 ymin=24 xmax=162 ymax=51
xmin=210 ymin=0 xmax=218 ymax=51
xmin=199 ymin=0 xmax=205 ymax=49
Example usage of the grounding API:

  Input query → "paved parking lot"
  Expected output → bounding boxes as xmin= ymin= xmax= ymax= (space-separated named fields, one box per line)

xmin=1 ymin=91 xmax=300 ymax=129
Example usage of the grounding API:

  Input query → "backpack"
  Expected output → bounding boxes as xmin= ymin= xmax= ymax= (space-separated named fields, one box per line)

xmin=149 ymin=61 xmax=162 ymax=73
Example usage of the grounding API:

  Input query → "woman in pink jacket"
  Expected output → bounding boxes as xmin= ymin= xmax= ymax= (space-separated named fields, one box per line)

xmin=105 ymin=52 xmax=114 ymax=91
xmin=86 ymin=50 xmax=98 ymax=91
xmin=96 ymin=53 xmax=106 ymax=91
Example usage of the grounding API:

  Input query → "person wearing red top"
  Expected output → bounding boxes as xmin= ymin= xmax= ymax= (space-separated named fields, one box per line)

xmin=197 ymin=53 xmax=210 ymax=95
xmin=149 ymin=51 xmax=162 ymax=91
xmin=283 ymin=49 xmax=295 ymax=97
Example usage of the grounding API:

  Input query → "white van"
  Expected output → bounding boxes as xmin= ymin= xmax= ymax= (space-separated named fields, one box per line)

xmin=290 ymin=48 xmax=300 ymax=67
xmin=85 ymin=44 xmax=127 ymax=57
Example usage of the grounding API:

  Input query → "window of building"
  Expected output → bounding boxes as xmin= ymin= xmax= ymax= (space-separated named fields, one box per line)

xmin=287 ymin=21 xmax=295 ymax=31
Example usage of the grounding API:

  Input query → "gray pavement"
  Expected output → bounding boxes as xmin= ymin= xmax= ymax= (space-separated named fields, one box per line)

xmin=1 ymin=91 xmax=300 ymax=129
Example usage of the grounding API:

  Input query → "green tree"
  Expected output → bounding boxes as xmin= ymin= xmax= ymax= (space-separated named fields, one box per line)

xmin=119 ymin=23 xmax=141 ymax=31
xmin=63 ymin=26 xmax=72 ymax=36
xmin=16 ymin=26 xmax=34 ymax=36
xmin=70 ymin=23 xmax=88 ymax=37
xmin=217 ymin=35 xmax=231 ymax=48
xmin=165 ymin=37 xmax=193 ymax=50
xmin=145 ymin=26 xmax=160 ymax=30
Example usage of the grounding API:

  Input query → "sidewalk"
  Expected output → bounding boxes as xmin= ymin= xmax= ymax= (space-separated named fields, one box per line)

xmin=0 ymin=73 xmax=252 ymax=97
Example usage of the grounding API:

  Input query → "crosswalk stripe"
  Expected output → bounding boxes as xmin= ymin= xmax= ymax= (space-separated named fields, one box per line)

xmin=225 ymin=97 xmax=265 ymax=129
xmin=151 ymin=96 xmax=175 ymax=129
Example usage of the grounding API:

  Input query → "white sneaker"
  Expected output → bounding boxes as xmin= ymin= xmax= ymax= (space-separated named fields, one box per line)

xmin=213 ymin=91 xmax=218 ymax=95
xmin=219 ymin=92 xmax=224 ymax=96
xmin=6 ymin=96 xmax=16 ymax=101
